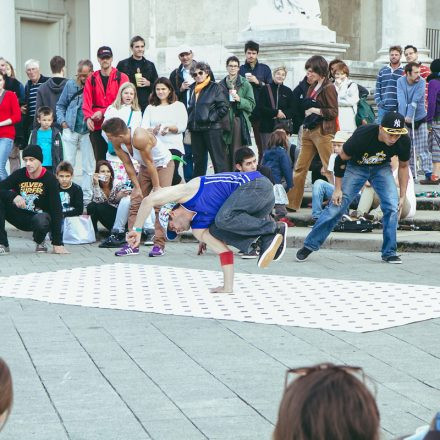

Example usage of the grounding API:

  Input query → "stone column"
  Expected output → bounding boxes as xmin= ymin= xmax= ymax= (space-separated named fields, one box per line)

xmin=0 ymin=0 xmax=16 ymax=67
xmin=376 ymin=0 xmax=430 ymax=63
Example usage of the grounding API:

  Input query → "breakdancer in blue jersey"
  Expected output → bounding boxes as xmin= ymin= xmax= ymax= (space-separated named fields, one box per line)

xmin=127 ymin=171 xmax=287 ymax=293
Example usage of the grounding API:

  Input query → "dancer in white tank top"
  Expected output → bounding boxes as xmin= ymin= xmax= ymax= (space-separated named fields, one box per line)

xmin=102 ymin=117 xmax=174 ymax=257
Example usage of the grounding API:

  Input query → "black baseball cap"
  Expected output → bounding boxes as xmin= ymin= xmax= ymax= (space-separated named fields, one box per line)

xmin=381 ymin=111 xmax=408 ymax=135
xmin=97 ymin=46 xmax=113 ymax=58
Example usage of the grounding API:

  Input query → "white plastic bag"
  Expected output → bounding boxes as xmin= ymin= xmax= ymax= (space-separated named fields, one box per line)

xmin=273 ymin=184 xmax=288 ymax=205
xmin=63 ymin=215 xmax=96 ymax=245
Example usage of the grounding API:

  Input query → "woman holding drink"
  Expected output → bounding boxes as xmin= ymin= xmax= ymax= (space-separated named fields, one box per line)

xmin=219 ymin=56 xmax=255 ymax=168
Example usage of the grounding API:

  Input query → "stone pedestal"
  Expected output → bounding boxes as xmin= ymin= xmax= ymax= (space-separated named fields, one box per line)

xmin=376 ymin=0 xmax=430 ymax=63
xmin=226 ymin=26 xmax=348 ymax=89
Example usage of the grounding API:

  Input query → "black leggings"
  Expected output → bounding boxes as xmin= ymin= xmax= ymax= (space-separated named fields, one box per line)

xmin=87 ymin=201 xmax=117 ymax=232
xmin=170 ymin=149 xmax=183 ymax=185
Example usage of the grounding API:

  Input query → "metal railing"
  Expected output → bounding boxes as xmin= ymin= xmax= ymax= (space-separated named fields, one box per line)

xmin=427 ymin=28 xmax=440 ymax=59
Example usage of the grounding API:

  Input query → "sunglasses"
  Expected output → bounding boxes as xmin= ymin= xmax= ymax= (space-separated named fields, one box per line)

xmin=284 ymin=363 xmax=364 ymax=389
xmin=191 ymin=71 xmax=206 ymax=78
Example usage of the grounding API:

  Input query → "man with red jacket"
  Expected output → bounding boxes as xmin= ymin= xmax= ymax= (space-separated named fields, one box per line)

xmin=82 ymin=46 xmax=128 ymax=161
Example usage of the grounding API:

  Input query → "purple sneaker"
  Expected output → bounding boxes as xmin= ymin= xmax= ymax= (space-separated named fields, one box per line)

xmin=115 ymin=244 xmax=139 ymax=257
xmin=149 ymin=245 xmax=164 ymax=257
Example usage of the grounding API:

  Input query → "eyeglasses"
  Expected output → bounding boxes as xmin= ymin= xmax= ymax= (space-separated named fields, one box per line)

xmin=284 ymin=363 xmax=364 ymax=389
xmin=191 ymin=71 xmax=205 ymax=78
xmin=227 ymin=65 xmax=239 ymax=68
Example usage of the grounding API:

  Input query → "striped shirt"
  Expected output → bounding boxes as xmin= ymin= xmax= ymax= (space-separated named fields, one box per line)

xmin=182 ymin=171 xmax=262 ymax=229
xmin=28 ymin=81 xmax=44 ymax=118
xmin=375 ymin=64 xmax=404 ymax=111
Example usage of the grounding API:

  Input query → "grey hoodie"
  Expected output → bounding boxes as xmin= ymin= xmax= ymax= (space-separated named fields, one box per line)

xmin=33 ymin=77 xmax=68 ymax=128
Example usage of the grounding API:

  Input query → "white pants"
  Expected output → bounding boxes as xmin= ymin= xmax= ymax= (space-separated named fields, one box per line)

xmin=62 ymin=128 xmax=95 ymax=204
xmin=112 ymin=196 xmax=156 ymax=233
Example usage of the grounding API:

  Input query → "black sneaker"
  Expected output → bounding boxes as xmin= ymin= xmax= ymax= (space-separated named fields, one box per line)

xmin=35 ymin=240 xmax=48 ymax=253
xmin=241 ymin=244 xmax=260 ymax=259
xmin=99 ymin=232 xmax=126 ymax=248
xmin=273 ymin=222 xmax=287 ymax=262
xmin=258 ymin=230 xmax=283 ymax=269
xmin=143 ymin=232 xmax=155 ymax=246
xmin=382 ymin=255 xmax=402 ymax=264
xmin=296 ymin=246 xmax=313 ymax=262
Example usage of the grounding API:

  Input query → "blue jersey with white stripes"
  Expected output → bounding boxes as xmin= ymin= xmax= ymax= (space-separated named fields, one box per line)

xmin=182 ymin=171 xmax=262 ymax=229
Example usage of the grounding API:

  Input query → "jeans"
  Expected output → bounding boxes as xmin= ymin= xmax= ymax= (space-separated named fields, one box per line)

xmin=376 ymin=106 xmax=390 ymax=125
xmin=209 ymin=177 xmax=277 ymax=253
xmin=311 ymin=179 xmax=334 ymax=219
xmin=0 ymin=138 xmax=14 ymax=181
xmin=62 ymin=128 xmax=95 ymax=203
xmin=287 ymin=126 xmax=333 ymax=211
xmin=304 ymin=162 xmax=398 ymax=258
xmin=112 ymin=196 xmax=130 ymax=233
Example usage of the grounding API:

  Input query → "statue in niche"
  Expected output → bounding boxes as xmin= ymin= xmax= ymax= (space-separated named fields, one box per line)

xmin=246 ymin=0 xmax=322 ymax=30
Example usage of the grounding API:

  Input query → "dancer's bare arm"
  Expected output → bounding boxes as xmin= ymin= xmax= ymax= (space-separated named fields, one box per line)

xmin=192 ymin=229 xmax=234 ymax=294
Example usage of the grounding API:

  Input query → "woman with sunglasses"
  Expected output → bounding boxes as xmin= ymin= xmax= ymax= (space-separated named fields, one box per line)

xmin=219 ymin=56 xmax=255 ymax=169
xmin=187 ymin=61 xmax=230 ymax=177
xmin=274 ymin=363 xmax=380 ymax=440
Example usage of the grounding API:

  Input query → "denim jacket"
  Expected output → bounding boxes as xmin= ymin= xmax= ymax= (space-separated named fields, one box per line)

xmin=56 ymin=79 xmax=87 ymax=132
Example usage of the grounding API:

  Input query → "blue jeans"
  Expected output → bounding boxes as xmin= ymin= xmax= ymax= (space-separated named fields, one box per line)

xmin=304 ymin=162 xmax=398 ymax=258
xmin=0 ymin=138 xmax=14 ymax=181
xmin=312 ymin=179 xmax=334 ymax=219
xmin=376 ymin=106 xmax=391 ymax=125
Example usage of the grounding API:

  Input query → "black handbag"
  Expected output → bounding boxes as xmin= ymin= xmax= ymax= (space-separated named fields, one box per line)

xmin=266 ymin=85 xmax=294 ymax=134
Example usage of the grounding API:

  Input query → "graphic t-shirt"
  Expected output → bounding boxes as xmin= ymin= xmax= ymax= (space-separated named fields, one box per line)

xmin=343 ymin=124 xmax=411 ymax=166
xmin=182 ymin=171 xmax=263 ymax=229
xmin=0 ymin=167 xmax=63 ymax=245
xmin=36 ymin=128 xmax=53 ymax=166
xmin=58 ymin=182 xmax=84 ymax=217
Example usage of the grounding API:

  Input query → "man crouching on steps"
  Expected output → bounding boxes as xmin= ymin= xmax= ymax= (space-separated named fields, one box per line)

xmin=126 ymin=172 xmax=287 ymax=293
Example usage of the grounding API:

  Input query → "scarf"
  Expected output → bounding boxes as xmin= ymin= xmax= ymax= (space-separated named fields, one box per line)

xmin=225 ymin=75 xmax=237 ymax=90
xmin=194 ymin=76 xmax=211 ymax=100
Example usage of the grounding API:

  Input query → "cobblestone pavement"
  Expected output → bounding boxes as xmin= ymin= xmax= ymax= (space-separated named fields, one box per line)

xmin=0 ymin=233 xmax=439 ymax=439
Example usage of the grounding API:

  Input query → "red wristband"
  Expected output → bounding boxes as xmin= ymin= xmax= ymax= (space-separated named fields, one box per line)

xmin=219 ymin=251 xmax=234 ymax=266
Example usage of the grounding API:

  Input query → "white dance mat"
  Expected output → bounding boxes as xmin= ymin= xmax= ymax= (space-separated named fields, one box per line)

xmin=0 ymin=263 xmax=438 ymax=332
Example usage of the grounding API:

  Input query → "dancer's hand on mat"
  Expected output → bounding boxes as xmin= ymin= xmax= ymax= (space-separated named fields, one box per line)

xmin=127 ymin=231 xmax=141 ymax=248
xmin=331 ymin=189 xmax=343 ymax=206
xmin=197 ymin=242 xmax=207 ymax=255
xmin=210 ymin=285 xmax=233 ymax=293
xmin=53 ymin=245 xmax=70 ymax=254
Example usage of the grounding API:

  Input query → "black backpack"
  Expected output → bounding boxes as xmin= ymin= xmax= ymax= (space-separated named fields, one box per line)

xmin=333 ymin=216 xmax=373 ymax=233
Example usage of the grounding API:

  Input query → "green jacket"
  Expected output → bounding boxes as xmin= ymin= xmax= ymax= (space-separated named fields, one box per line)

xmin=219 ymin=75 xmax=255 ymax=145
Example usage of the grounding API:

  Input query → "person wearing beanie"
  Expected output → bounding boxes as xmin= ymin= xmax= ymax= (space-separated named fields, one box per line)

xmin=0 ymin=144 xmax=68 ymax=254
xmin=427 ymin=58 xmax=440 ymax=182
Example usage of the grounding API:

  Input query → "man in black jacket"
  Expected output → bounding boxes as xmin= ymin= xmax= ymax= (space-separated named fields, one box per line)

xmin=239 ymin=40 xmax=272 ymax=164
xmin=0 ymin=145 xmax=68 ymax=255
xmin=116 ymin=35 xmax=158 ymax=112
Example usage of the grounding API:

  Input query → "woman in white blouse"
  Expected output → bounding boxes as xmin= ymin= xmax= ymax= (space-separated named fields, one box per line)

xmin=141 ymin=77 xmax=188 ymax=184
xmin=333 ymin=62 xmax=359 ymax=133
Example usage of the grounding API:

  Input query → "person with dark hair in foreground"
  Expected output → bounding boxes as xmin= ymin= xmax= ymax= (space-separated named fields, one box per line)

xmin=126 ymin=171 xmax=287 ymax=293
xmin=0 ymin=358 xmax=13 ymax=433
xmin=273 ymin=363 xmax=380 ymax=440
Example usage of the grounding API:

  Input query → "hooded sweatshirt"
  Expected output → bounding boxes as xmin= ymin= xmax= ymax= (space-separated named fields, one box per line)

xmin=33 ymin=77 xmax=68 ymax=128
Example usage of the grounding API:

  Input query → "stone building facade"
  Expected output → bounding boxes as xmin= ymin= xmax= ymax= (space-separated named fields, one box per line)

xmin=1 ymin=0 xmax=440 ymax=87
